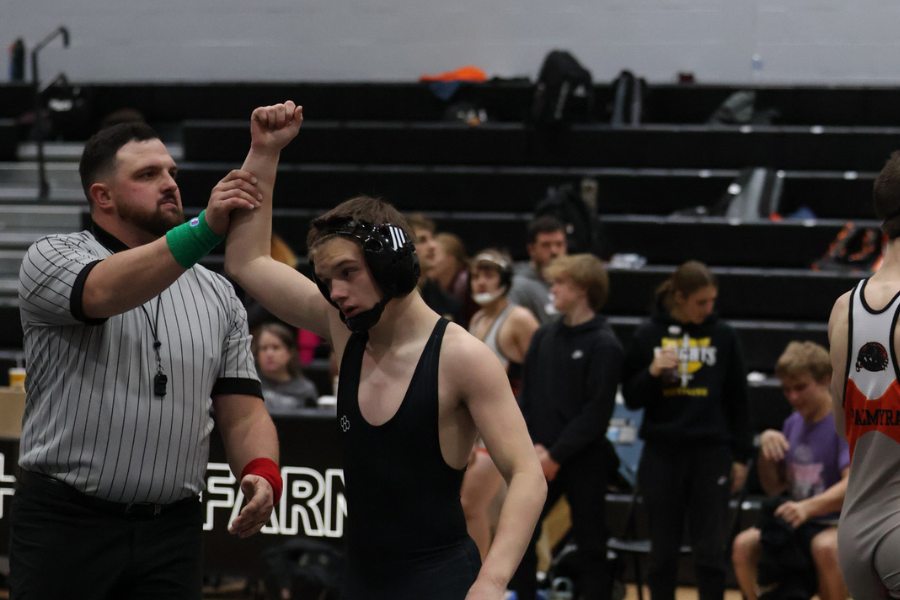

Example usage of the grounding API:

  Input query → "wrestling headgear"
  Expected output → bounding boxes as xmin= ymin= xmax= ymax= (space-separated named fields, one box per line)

xmin=470 ymin=251 xmax=514 ymax=305
xmin=312 ymin=219 xmax=421 ymax=333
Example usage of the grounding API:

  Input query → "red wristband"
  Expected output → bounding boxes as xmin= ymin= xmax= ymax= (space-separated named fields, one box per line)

xmin=240 ymin=457 xmax=283 ymax=504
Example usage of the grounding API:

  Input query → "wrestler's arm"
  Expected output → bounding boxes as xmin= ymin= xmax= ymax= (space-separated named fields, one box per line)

xmin=501 ymin=306 xmax=540 ymax=365
xmin=828 ymin=291 xmax=851 ymax=440
xmin=448 ymin=331 xmax=547 ymax=599
xmin=224 ymin=101 xmax=340 ymax=342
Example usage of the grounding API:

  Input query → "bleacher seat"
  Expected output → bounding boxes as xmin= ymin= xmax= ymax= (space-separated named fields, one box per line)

xmin=0 ymin=120 xmax=18 ymax=162
xmin=182 ymin=120 xmax=900 ymax=171
xmin=0 ymin=81 xmax=894 ymax=426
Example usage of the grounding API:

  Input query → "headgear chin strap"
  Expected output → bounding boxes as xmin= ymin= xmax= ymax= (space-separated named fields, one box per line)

xmin=312 ymin=219 xmax=421 ymax=333
xmin=340 ymin=297 xmax=390 ymax=333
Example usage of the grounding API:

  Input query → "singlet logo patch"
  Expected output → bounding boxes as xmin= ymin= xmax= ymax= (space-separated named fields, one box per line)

xmin=856 ymin=341 xmax=889 ymax=373
xmin=341 ymin=415 xmax=350 ymax=432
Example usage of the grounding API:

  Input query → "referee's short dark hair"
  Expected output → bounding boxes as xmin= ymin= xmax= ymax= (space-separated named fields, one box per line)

xmin=79 ymin=121 xmax=159 ymax=206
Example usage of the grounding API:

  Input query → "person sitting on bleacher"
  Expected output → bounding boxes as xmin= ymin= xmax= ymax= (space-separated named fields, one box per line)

xmin=732 ymin=341 xmax=850 ymax=600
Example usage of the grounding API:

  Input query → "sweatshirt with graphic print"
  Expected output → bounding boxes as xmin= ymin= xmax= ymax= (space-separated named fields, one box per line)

xmin=621 ymin=310 xmax=753 ymax=462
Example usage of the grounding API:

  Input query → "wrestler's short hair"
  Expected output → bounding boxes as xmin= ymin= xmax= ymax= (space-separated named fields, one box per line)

xmin=307 ymin=196 xmax=414 ymax=252
xmin=874 ymin=151 xmax=900 ymax=239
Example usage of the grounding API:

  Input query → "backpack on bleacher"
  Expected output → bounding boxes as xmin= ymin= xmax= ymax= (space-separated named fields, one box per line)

xmin=529 ymin=50 xmax=594 ymax=127
xmin=812 ymin=222 xmax=885 ymax=273
xmin=534 ymin=182 xmax=604 ymax=257
xmin=707 ymin=90 xmax=780 ymax=126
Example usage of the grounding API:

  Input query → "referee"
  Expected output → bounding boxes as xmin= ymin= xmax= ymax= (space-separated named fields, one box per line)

xmin=10 ymin=121 xmax=282 ymax=600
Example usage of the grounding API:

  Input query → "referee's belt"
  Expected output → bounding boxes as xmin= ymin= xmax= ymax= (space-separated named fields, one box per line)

xmin=17 ymin=469 xmax=200 ymax=517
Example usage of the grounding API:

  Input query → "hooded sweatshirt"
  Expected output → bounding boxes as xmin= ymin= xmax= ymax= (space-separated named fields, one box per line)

xmin=621 ymin=310 xmax=753 ymax=462
xmin=519 ymin=314 xmax=624 ymax=465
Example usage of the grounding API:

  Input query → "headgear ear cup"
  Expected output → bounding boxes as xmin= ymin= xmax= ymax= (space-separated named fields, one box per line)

xmin=363 ymin=223 xmax=421 ymax=298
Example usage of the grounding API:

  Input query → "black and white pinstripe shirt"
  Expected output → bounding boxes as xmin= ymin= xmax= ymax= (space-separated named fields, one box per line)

xmin=17 ymin=224 xmax=262 ymax=504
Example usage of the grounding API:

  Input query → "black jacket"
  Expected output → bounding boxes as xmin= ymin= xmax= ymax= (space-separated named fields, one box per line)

xmin=621 ymin=310 xmax=753 ymax=462
xmin=519 ymin=314 xmax=624 ymax=465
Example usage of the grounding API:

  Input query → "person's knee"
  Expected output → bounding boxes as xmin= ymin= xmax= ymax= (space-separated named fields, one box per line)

xmin=732 ymin=528 xmax=761 ymax=569
xmin=810 ymin=529 xmax=841 ymax=570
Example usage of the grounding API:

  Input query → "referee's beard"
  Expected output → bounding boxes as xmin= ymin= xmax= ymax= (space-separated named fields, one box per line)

xmin=120 ymin=200 xmax=185 ymax=239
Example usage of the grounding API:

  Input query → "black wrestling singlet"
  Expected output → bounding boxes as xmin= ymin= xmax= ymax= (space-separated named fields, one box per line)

xmin=337 ymin=318 xmax=480 ymax=599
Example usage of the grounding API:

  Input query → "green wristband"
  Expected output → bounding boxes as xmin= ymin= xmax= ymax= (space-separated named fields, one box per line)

xmin=165 ymin=210 xmax=225 ymax=269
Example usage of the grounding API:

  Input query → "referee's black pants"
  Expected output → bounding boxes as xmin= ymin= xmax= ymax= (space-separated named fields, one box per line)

xmin=638 ymin=441 xmax=733 ymax=600
xmin=9 ymin=473 xmax=203 ymax=600
xmin=510 ymin=442 xmax=611 ymax=600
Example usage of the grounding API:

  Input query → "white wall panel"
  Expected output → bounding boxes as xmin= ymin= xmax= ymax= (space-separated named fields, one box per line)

xmin=0 ymin=0 xmax=896 ymax=84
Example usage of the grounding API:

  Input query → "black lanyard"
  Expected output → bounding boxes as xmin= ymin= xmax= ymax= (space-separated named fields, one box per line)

xmin=140 ymin=297 xmax=167 ymax=397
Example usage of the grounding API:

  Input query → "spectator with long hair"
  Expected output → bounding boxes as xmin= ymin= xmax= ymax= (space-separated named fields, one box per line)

xmin=252 ymin=322 xmax=319 ymax=414
xmin=621 ymin=260 xmax=753 ymax=600
xmin=430 ymin=232 xmax=470 ymax=307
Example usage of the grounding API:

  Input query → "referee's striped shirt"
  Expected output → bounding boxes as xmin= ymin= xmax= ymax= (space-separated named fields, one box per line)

xmin=17 ymin=224 xmax=263 ymax=504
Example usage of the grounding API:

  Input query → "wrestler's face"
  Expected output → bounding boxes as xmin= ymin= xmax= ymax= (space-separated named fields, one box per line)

xmin=105 ymin=139 xmax=184 ymax=238
xmin=313 ymin=236 xmax=383 ymax=318
xmin=780 ymin=372 xmax=832 ymax=422
xmin=470 ymin=266 xmax=502 ymax=295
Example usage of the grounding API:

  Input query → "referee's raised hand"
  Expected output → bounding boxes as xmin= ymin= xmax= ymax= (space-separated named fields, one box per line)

xmin=204 ymin=169 xmax=263 ymax=236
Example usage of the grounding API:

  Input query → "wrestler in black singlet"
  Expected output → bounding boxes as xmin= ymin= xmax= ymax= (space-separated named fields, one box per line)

xmin=337 ymin=318 xmax=482 ymax=599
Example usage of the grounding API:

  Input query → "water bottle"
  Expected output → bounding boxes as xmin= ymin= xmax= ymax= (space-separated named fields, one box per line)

xmin=550 ymin=577 xmax=574 ymax=600
xmin=751 ymin=53 xmax=763 ymax=82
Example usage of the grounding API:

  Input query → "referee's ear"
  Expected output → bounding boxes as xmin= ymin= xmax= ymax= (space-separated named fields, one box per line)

xmin=90 ymin=183 xmax=113 ymax=213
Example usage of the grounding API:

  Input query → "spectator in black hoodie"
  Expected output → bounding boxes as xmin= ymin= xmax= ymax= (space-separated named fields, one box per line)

xmin=621 ymin=260 xmax=753 ymax=600
xmin=510 ymin=253 xmax=624 ymax=600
